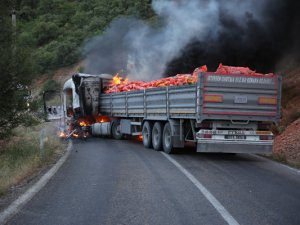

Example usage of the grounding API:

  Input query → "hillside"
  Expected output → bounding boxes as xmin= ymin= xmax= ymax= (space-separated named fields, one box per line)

xmin=273 ymin=61 xmax=300 ymax=166
xmin=16 ymin=0 xmax=155 ymax=75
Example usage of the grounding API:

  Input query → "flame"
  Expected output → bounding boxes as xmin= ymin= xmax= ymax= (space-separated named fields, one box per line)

xmin=77 ymin=116 xmax=110 ymax=127
xmin=138 ymin=134 xmax=143 ymax=141
xmin=95 ymin=116 xmax=111 ymax=123
xmin=72 ymin=133 xmax=79 ymax=138
xmin=112 ymin=74 xmax=122 ymax=85
xmin=78 ymin=118 xmax=91 ymax=127
xmin=59 ymin=131 xmax=66 ymax=139
xmin=79 ymin=121 xmax=87 ymax=127
xmin=112 ymin=73 xmax=129 ymax=85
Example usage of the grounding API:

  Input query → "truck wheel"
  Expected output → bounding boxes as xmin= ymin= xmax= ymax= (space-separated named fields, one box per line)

xmin=142 ymin=121 xmax=152 ymax=148
xmin=112 ymin=121 xmax=123 ymax=140
xmin=152 ymin=122 xmax=163 ymax=151
xmin=162 ymin=122 xmax=174 ymax=154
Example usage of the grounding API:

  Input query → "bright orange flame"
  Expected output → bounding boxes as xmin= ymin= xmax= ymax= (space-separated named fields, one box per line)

xmin=112 ymin=73 xmax=129 ymax=86
xmin=59 ymin=131 xmax=66 ymax=138
xmin=138 ymin=134 xmax=143 ymax=141
xmin=79 ymin=121 xmax=87 ymax=127
xmin=72 ymin=133 xmax=79 ymax=138
xmin=95 ymin=116 xmax=111 ymax=123
xmin=112 ymin=74 xmax=122 ymax=85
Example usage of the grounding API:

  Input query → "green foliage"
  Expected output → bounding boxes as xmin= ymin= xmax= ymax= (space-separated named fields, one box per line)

xmin=18 ymin=31 xmax=36 ymax=47
xmin=42 ymin=79 xmax=60 ymax=92
xmin=0 ymin=1 xmax=36 ymax=138
xmin=0 ymin=0 xmax=155 ymax=138
xmin=32 ymin=21 xmax=60 ymax=46
xmin=16 ymin=0 xmax=155 ymax=74
xmin=21 ymin=113 xmax=40 ymax=127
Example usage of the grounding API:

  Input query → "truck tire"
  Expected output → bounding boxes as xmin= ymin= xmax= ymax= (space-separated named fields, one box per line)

xmin=152 ymin=122 xmax=163 ymax=151
xmin=112 ymin=121 xmax=123 ymax=140
xmin=142 ymin=121 xmax=152 ymax=148
xmin=162 ymin=122 xmax=174 ymax=154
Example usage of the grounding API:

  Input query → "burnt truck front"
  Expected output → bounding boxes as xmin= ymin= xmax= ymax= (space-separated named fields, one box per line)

xmin=196 ymin=73 xmax=281 ymax=154
xmin=62 ymin=73 xmax=113 ymax=137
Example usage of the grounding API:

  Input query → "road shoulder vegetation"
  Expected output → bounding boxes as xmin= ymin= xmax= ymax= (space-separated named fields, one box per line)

xmin=0 ymin=122 xmax=66 ymax=202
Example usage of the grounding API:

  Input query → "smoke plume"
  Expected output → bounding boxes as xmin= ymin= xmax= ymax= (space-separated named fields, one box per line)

xmin=84 ymin=0 xmax=300 ymax=79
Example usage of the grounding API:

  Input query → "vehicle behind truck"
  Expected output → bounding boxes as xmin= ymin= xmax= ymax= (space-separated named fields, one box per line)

xmin=62 ymin=70 xmax=281 ymax=154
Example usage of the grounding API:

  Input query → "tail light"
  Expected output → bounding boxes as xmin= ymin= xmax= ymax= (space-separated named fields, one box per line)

xmin=259 ymin=135 xmax=273 ymax=140
xmin=258 ymin=97 xmax=277 ymax=105
xmin=204 ymin=95 xmax=223 ymax=103
xmin=196 ymin=132 xmax=212 ymax=139
xmin=203 ymin=134 xmax=212 ymax=139
xmin=257 ymin=130 xmax=273 ymax=140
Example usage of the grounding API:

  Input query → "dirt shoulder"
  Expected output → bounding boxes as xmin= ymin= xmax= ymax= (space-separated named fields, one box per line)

xmin=273 ymin=117 xmax=300 ymax=168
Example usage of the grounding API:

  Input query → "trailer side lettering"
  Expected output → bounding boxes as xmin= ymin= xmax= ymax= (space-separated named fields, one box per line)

xmin=207 ymin=75 xmax=274 ymax=85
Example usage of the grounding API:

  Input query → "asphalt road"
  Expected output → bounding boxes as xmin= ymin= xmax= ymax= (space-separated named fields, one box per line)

xmin=6 ymin=138 xmax=300 ymax=225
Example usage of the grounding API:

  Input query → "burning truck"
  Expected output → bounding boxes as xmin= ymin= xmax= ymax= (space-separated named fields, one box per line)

xmin=62 ymin=64 xmax=281 ymax=154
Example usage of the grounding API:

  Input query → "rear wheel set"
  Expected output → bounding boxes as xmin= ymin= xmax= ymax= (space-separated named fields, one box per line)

xmin=142 ymin=121 xmax=175 ymax=154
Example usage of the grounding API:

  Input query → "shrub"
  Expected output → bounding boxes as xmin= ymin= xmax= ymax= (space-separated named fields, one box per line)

xmin=18 ymin=31 xmax=36 ymax=47
xmin=32 ymin=21 xmax=60 ymax=46
xmin=55 ymin=39 xmax=80 ymax=66
xmin=34 ymin=48 xmax=57 ymax=72
xmin=21 ymin=113 xmax=40 ymax=127
xmin=42 ymin=80 xmax=60 ymax=92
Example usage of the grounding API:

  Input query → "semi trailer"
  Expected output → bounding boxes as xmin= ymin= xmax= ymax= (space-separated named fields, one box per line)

xmin=62 ymin=70 xmax=281 ymax=154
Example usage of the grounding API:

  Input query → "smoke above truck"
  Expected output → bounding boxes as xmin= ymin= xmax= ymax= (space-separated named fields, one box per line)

xmin=83 ymin=0 xmax=300 ymax=80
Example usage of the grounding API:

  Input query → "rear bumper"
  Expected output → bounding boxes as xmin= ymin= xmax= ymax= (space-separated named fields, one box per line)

xmin=197 ymin=139 xmax=273 ymax=154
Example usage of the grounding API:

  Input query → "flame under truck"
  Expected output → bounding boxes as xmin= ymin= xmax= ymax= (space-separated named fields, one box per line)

xmin=62 ymin=71 xmax=281 ymax=154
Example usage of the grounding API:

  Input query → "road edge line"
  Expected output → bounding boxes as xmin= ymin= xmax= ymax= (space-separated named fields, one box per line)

xmin=161 ymin=152 xmax=240 ymax=225
xmin=0 ymin=141 xmax=73 ymax=224
xmin=253 ymin=154 xmax=300 ymax=174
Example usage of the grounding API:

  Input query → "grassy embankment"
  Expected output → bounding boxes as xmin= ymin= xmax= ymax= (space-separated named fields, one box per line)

xmin=0 ymin=123 xmax=66 ymax=196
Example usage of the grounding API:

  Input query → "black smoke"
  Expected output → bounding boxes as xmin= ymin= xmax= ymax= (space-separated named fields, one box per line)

xmin=165 ymin=0 xmax=300 ymax=75
xmin=84 ymin=0 xmax=300 ymax=79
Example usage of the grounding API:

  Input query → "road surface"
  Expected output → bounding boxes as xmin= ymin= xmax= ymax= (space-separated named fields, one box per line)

xmin=6 ymin=138 xmax=300 ymax=225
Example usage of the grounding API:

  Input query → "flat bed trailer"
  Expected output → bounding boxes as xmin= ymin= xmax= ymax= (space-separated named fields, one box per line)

xmin=63 ymin=72 xmax=281 ymax=154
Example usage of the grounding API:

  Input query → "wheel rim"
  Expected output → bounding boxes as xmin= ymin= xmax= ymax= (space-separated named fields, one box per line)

xmin=115 ymin=124 xmax=121 ymax=135
xmin=164 ymin=127 xmax=171 ymax=148
xmin=113 ymin=123 xmax=121 ymax=136
xmin=143 ymin=126 xmax=149 ymax=143
xmin=153 ymin=128 xmax=159 ymax=146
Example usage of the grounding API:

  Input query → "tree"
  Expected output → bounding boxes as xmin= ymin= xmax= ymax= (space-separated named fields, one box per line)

xmin=0 ymin=0 xmax=36 ymax=138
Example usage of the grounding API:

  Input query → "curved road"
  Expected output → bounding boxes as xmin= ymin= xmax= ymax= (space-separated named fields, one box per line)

xmin=6 ymin=138 xmax=300 ymax=225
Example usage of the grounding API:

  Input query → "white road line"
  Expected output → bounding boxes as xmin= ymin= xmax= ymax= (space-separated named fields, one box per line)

xmin=161 ymin=152 xmax=240 ymax=225
xmin=0 ymin=141 xmax=73 ymax=225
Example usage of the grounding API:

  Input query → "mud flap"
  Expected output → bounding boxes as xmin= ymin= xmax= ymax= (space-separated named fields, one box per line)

xmin=169 ymin=119 xmax=185 ymax=148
